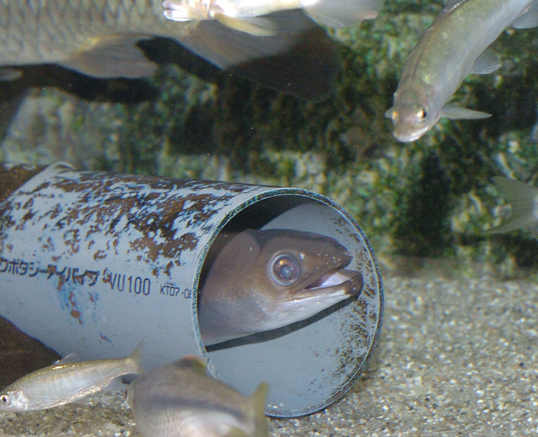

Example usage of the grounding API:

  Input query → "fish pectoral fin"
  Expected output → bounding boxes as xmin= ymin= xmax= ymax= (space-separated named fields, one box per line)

xmin=384 ymin=107 xmax=395 ymax=119
xmin=440 ymin=103 xmax=491 ymax=120
xmin=513 ymin=0 xmax=538 ymax=29
xmin=0 ymin=68 xmax=22 ymax=81
xmin=59 ymin=35 xmax=157 ymax=79
xmin=305 ymin=0 xmax=384 ymax=28
xmin=68 ymin=393 xmax=93 ymax=406
xmin=215 ymin=14 xmax=278 ymax=36
xmin=470 ymin=48 xmax=501 ymax=75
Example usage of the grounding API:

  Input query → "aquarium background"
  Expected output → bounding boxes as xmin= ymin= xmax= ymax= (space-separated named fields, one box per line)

xmin=1 ymin=0 xmax=538 ymax=279
xmin=3 ymin=1 xmax=538 ymax=435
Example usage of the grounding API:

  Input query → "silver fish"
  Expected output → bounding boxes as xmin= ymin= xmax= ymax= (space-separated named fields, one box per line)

xmin=127 ymin=356 xmax=268 ymax=437
xmin=0 ymin=344 xmax=142 ymax=411
xmin=485 ymin=176 xmax=538 ymax=234
xmin=386 ymin=0 xmax=538 ymax=143
xmin=198 ymin=229 xmax=363 ymax=345
xmin=0 ymin=0 xmax=340 ymax=99
xmin=161 ymin=0 xmax=384 ymax=36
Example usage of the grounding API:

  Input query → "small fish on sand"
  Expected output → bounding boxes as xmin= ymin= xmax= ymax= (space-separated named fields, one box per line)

xmin=386 ymin=0 xmax=538 ymax=142
xmin=0 ymin=344 xmax=142 ymax=411
xmin=127 ymin=356 xmax=268 ymax=437
xmin=485 ymin=176 xmax=538 ymax=234
xmin=162 ymin=0 xmax=384 ymax=36
xmin=198 ymin=229 xmax=363 ymax=345
xmin=0 ymin=0 xmax=341 ymax=100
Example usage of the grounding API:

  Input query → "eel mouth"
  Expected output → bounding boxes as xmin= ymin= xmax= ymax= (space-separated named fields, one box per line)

xmin=303 ymin=268 xmax=363 ymax=298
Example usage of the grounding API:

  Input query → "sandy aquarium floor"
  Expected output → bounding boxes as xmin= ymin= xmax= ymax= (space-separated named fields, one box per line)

xmin=1 ymin=275 xmax=538 ymax=436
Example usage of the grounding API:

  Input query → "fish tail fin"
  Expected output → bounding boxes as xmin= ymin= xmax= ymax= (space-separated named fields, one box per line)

xmin=304 ymin=0 xmax=383 ymax=28
xmin=127 ymin=342 xmax=144 ymax=374
xmin=250 ymin=382 xmax=269 ymax=437
xmin=485 ymin=177 xmax=538 ymax=234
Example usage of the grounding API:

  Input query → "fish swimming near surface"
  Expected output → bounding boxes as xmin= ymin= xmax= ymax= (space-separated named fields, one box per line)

xmin=0 ymin=343 xmax=142 ymax=411
xmin=198 ymin=229 xmax=363 ymax=345
xmin=161 ymin=0 xmax=384 ymax=36
xmin=0 ymin=0 xmax=343 ymax=100
xmin=485 ymin=176 xmax=538 ymax=233
xmin=386 ymin=0 xmax=538 ymax=143
xmin=127 ymin=356 xmax=268 ymax=437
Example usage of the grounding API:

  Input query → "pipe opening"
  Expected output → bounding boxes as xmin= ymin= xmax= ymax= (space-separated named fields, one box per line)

xmin=195 ymin=194 xmax=382 ymax=417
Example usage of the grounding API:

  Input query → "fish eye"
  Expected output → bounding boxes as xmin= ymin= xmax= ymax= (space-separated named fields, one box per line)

xmin=271 ymin=254 xmax=301 ymax=286
xmin=0 ymin=394 xmax=10 ymax=406
xmin=417 ymin=108 xmax=428 ymax=120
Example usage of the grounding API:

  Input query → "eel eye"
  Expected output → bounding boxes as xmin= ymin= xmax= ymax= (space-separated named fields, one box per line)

xmin=0 ymin=394 xmax=11 ymax=406
xmin=271 ymin=254 xmax=301 ymax=286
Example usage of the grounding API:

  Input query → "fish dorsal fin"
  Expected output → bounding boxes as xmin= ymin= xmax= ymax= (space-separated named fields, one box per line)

xmin=127 ymin=341 xmax=144 ymax=375
xmin=470 ymin=48 xmax=501 ymax=75
xmin=304 ymin=0 xmax=384 ymax=28
xmin=512 ymin=0 xmax=538 ymax=29
xmin=215 ymin=14 xmax=278 ymax=36
xmin=440 ymin=103 xmax=491 ymax=120
xmin=0 ymin=68 xmax=22 ymax=81
xmin=55 ymin=352 xmax=79 ymax=364
xmin=59 ymin=35 xmax=157 ymax=79
xmin=174 ymin=10 xmax=339 ymax=100
xmin=176 ymin=355 xmax=207 ymax=373
xmin=485 ymin=177 xmax=538 ymax=233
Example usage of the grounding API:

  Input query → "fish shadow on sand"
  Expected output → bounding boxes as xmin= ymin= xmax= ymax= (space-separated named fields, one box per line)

xmin=205 ymin=294 xmax=357 ymax=352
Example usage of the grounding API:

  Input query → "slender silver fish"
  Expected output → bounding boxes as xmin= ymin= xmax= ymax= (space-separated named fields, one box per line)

xmin=485 ymin=176 xmax=538 ymax=233
xmin=386 ymin=0 xmax=538 ymax=142
xmin=0 ymin=344 xmax=142 ymax=411
xmin=198 ymin=229 xmax=363 ymax=345
xmin=0 ymin=0 xmax=340 ymax=99
xmin=127 ymin=356 xmax=268 ymax=437
xmin=161 ymin=0 xmax=384 ymax=36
